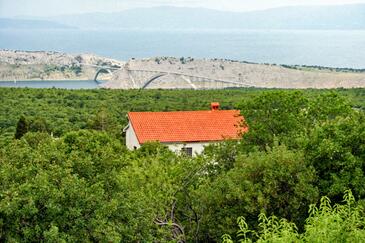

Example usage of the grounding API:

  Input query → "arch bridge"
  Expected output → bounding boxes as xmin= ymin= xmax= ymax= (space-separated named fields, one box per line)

xmin=93 ymin=68 xmax=114 ymax=83
xmin=83 ymin=63 xmax=258 ymax=89
xmin=126 ymin=69 xmax=257 ymax=89
xmin=79 ymin=63 xmax=121 ymax=83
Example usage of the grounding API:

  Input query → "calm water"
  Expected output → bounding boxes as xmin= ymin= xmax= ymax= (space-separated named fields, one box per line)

xmin=1 ymin=29 xmax=365 ymax=69
xmin=0 ymin=80 xmax=100 ymax=89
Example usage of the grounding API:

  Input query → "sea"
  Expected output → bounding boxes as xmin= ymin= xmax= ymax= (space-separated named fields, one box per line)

xmin=0 ymin=28 xmax=364 ymax=89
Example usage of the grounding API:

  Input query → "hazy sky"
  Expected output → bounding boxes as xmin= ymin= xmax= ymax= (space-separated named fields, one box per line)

xmin=1 ymin=0 xmax=365 ymax=17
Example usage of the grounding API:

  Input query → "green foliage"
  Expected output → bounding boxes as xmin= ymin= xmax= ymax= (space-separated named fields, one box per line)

xmin=238 ymin=91 xmax=308 ymax=150
xmin=184 ymin=144 xmax=318 ymax=241
xmin=0 ymin=88 xmax=263 ymax=140
xmin=203 ymin=139 xmax=240 ymax=175
xmin=238 ymin=91 xmax=354 ymax=151
xmin=0 ymin=131 xmax=129 ymax=242
xmin=305 ymin=112 xmax=365 ymax=200
xmin=0 ymin=87 xmax=364 ymax=241
xmin=70 ymin=65 xmax=82 ymax=75
xmin=88 ymin=106 xmax=118 ymax=133
xmin=44 ymin=64 xmax=82 ymax=75
xmin=29 ymin=117 xmax=49 ymax=133
xmin=0 ymin=130 xmax=202 ymax=242
xmin=304 ymin=190 xmax=365 ymax=242
xmin=224 ymin=190 xmax=365 ymax=243
xmin=14 ymin=115 xmax=29 ymax=139
xmin=14 ymin=115 xmax=51 ymax=139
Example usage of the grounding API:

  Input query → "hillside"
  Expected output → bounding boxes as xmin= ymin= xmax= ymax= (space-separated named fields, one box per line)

xmin=1 ymin=50 xmax=364 ymax=89
xmin=46 ymin=5 xmax=365 ymax=30
xmin=105 ymin=57 xmax=365 ymax=89
xmin=0 ymin=50 xmax=125 ymax=81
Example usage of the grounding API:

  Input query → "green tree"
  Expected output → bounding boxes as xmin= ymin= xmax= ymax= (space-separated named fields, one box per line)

xmin=0 ymin=131 xmax=129 ymax=242
xmin=29 ymin=117 xmax=49 ymax=133
xmin=238 ymin=91 xmax=309 ymax=151
xmin=14 ymin=115 xmax=29 ymax=139
xmin=238 ymin=91 xmax=354 ymax=152
xmin=181 ymin=144 xmax=318 ymax=241
xmin=304 ymin=112 xmax=365 ymax=201
xmin=223 ymin=190 xmax=365 ymax=243
xmin=89 ymin=106 xmax=117 ymax=133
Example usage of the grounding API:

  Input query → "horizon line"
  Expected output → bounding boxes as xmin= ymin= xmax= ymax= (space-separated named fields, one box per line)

xmin=4 ymin=2 xmax=365 ymax=18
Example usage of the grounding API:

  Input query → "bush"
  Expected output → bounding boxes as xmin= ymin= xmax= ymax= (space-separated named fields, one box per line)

xmin=223 ymin=190 xmax=365 ymax=243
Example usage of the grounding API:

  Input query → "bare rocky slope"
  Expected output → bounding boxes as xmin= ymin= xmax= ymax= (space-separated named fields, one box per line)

xmin=104 ymin=57 xmax=365 ymax=89
xmin=1 ymin=50 xmax=364 ymax=89
xmin=0 ymin=50 xmax=125 ymax=81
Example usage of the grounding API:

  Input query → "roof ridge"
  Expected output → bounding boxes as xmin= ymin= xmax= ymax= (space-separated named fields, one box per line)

xmin=128 ymin=109 xmax=240 ymax=114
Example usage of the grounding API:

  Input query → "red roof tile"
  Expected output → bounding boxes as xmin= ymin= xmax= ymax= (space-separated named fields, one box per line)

xmin=128 ymin=110 xmax=246 ymax=144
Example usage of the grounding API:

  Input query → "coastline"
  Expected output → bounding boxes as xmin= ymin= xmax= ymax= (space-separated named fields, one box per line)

xmin=0 ymin=74 xmax=95 ymax=82
xmin=1 ymin=50 xmax=365 ymax=89
xmin=0 ymin=50 xmax=125 ymax=82
xmin=0 ymin=79 xmax=92 ymax=82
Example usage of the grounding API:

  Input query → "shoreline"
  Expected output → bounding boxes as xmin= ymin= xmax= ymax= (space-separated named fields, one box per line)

xmin=0 ymin=79 xmax=94 ymax=82
xmin=1 ymin=50 xmax=365 ymax=89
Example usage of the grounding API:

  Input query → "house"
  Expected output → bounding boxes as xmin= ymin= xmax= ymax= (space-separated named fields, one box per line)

xmin=125 ymin=103 xmax=245 ymax=156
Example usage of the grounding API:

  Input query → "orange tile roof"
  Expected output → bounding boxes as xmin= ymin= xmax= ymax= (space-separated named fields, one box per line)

xmin=128 ymin=110 xmax=246 ymax=144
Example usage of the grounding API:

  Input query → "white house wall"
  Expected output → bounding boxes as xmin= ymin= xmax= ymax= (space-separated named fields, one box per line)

xmin=126 ymin=124 xmax=215 ymax=155
xmin=125 ymin=122 xmax=141 ymax=150
xmin=165 ymin=142 xmax=213 ymax=156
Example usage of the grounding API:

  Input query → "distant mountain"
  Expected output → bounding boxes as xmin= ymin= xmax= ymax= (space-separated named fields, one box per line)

xmin=0 ymin=18 xmax=75 ymax=29
xmin=46 ymin=4 xmax=365 ymax=30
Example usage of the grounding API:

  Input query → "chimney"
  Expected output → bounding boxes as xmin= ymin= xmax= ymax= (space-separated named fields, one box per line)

xmin=210 ymin=102 xmax=220 ymax=111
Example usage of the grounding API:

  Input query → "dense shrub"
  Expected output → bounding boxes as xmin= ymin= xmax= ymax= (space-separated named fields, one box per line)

xmin=222 ymin=190 xmax=365 ymax=243
xmin=0 ymin=88 xmax=364 ymax=241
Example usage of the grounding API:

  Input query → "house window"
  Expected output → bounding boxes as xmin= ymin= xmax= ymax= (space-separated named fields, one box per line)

xmin=181 ymin=147 xmax=193 ymax=157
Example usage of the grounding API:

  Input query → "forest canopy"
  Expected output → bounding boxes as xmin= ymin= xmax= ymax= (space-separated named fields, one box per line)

xmin=0 ymin=87 xmax=364 ymax=242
